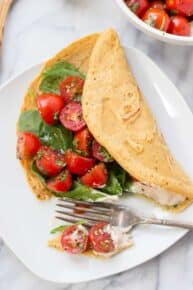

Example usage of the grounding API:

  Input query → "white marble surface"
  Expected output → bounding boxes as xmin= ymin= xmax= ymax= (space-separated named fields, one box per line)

xmin=1 ymin=0 xmax=193 ymax=289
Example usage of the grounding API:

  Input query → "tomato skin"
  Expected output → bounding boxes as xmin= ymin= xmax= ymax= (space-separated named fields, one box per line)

xmin=73 ymin=128 xmax=93 ymax=157
xmin=37 ymin=94 xmax=65 ymax=125
xmin=142 ymin=8 xmax=170 ymax=31
xmin=60 ymin=76 xmax=84 ymax=103
xmin=89 ymin=222 xmax=115 ymax=253
xmin=47 ymin=169 xmax=72 ymax=193
xmin=168 ymin=15 xmax=191 ymax=35
xmin=149 ymin=1 xmax=165 ymax=10
xmin=64 ymin=150 xmax=95 ymax=176
xmin=17 ymin=132 xmax=40 ymax=160
xmin=166 ymin=0 xmax=193 ymax=17
xmin=92 ymin=140 xmax=113 ymax=162
xmin=59 ymin=101 xmax=86 ymax=132
xmin=61 ymin=225 xmax=89 ymax=254
xmin=36 ymin=146 xmax=66 ymax=177
xmin=80 ymin=163 xmax=108 ymax=189
xmin=125 ymin=0 xmax=149 ymax=16
xmin=165 ymin=0 xmax=177 ymax=10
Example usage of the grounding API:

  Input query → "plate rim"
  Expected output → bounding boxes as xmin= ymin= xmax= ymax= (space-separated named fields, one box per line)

xmin=0 ymin=48 xmax=192 ymax=284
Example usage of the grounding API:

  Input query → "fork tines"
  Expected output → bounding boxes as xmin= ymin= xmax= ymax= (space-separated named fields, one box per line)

xmin=55 ymin=198 xmax=112 ymax=227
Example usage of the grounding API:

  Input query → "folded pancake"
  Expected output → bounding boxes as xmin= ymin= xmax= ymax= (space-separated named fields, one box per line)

xmin=82 ymin=29 xmax=193 ymax=210
xmin=19 ymin=33 xmax=99 ymax=200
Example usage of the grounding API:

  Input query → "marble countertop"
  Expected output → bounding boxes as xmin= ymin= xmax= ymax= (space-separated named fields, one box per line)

xmin=1 ymin=0 xmax=193 ymax=289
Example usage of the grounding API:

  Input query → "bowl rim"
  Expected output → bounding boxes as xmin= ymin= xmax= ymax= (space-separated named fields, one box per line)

xmin=116 ymin=0 xmax=193 ymax=45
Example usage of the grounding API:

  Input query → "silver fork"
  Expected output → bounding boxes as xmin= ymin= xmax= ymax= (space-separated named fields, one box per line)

xmin=55 ymin=198 xmax=193 ymax=231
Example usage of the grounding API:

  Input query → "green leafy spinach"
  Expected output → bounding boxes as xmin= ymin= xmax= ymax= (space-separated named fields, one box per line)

xmin=18 ymin=110 xmax=42 ymax=136
xmin=31 ymin=161 xmax=46 ymax=184
xmin=18 ymin=110 xmax=72 ymax=152
xmin=103 ymin=169 xmax=122 ymax=195
xmin=54 ymin=181 xmax=113 ymax=201
xmin=104 ymin=163 xmax=133 ymax=195
xmin=39 ymin=61 xmax=85 ymax=94
xmin=50 ymin=220 xmax=86 ymax=234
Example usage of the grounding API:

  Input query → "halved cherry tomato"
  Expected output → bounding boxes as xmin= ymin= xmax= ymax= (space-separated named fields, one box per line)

xmin=59 ymin=101 xmax=86 ymax=132
xmin=64 ymin=150 xmax=95 ymax=175
xmin=92 ymin=140 xmax=113 ymax=162
xmin=60 ymin=76 xmax=84 ymax=103
xmin=61 ymin=225 xmax=89 ymax=254
xmin=73 ymin=128 xmax=93 ymax=157
xmin=89 ymin=222 xmax=115 ymax=253
xmin=36 ymin=146 xmax=66 ymax=177
xmin=166 ymin=0 xmax=193 ymax=17
xmin=125 ymin=0 xmax=149 ymax=16
xmin=17 ymin=132 xmax=40 ymax=160
xmin=47 ymin=169 xmax=72 ymax=193
xmin=168 ymin=15 xmax=191 ymax=35
xmin=37 ymin=94 xmax=65 ymax=125
xmin=142 ymin=8 xmax=170 ymax=31
xmin=80 ymin=163 xmax=108 ymax=189
xmin=149 ymin=0 xmax=165 ymax=10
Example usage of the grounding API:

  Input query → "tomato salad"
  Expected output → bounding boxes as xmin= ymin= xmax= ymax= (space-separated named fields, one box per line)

xmin=124 ymin=0 xmax=193 ymax=36
xmin=17 ymin=61 xmax=132 ymax=202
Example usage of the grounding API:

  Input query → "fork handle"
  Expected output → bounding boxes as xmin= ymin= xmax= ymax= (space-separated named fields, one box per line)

xmin=143 ymin=218 xmax=193 ymax=230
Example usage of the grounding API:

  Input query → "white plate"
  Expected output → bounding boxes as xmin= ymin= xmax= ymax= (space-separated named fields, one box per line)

xmin=0 ymin=46 xmax=193 ymax=285
xmin=115 ymin=0 xmax=193 ymax=45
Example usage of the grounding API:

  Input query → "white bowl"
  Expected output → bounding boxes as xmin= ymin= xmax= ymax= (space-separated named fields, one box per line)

xmin=115 ymin=0 xmax=193 ymax=45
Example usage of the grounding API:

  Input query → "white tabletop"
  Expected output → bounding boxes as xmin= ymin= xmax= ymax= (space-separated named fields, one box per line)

xmin=1 ymin=0 xmax=193 ymax=289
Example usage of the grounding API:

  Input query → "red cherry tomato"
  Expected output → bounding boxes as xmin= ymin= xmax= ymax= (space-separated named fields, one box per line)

xmin=64 ymin=150 xmax=95 ymax=176
xmin=166 ymin=0 xmax=193 ymax=17
xmin=60 ymin=76 xmax=84 ymax=103
xmin=142 ymin=8 xmax=170 ymax=31
xmin=168 ymin=15 xmax=191 ymax=35
xmin=37 ymin=94 xmax=65 ymax=125
xmin=61 ymin=225 xmax=89 ymax=254
xmin=149 ymin=1 xmax=165 ymax=10
xmin=125 ymin=0 xmax=149 ymax=16
xmin=36 ymin=146 xmax=66 ymax=177
xmin=80 ymin=163 xmax=108 ymax=189
xmin=89 ymin=222 xmax=115 ymax=253
xmin=73 ymin=128 xmax=93 ymax=157
xmin=47 ymin=169 xmax=72 ymax=193
xmin=165 ymin=0 xmax=177 ymax=10
xmin=17 ymin=132 xmax=40 ymax=160
xmin=59 ymin=101 xmax=86 ymax=132
xmin=92 ymin=140 xmax=113 ymax=162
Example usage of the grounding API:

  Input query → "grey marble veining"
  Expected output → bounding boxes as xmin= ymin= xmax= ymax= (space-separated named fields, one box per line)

xmin=1 ymin=0 xmax=193 ymax=289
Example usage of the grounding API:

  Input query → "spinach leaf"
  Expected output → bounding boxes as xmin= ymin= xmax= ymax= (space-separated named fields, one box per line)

xmin=18 ymin=110 xmax=72 ymax=152
xmin=50 ymin=220 xmax=86 ymax=234
xmin=31 ymin=161 xmax=46 ymax=184
xmin=50 ymin=225 xmax=69 ymax=234
xmin=123 ymin=178 xmax=133 ymax=193
xmin=39 ymin=61 xmax=85 ymax=94
xmin=112 ymin=163 xmax=127 ymax=188
xmin=53 ymin=181 xmax=111 ymax=201
xmin=104 ymin=163 xmax=133 ymax=195
xmin=18 ymin=110 xmax=42 ymax=136
xmin=103 ymin=169 xmax=122 ymax=195
xmin=39 ymin=123 xmax=72 ymax=152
